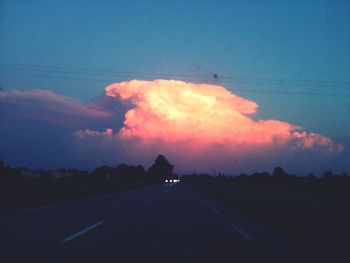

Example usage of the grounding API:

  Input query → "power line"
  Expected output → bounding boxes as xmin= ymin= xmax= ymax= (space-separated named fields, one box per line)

xmin=1 ymin=63 xmax=350 ymax=97
xmin=1 ymin=62 xmax=349 ymax=88
xmin=1 ymin=70 xmax=112 ymax=83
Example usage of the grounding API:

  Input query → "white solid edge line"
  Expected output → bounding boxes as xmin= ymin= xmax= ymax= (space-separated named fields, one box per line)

xmin=60 ymin=221 xmax=105 ymax=244
xmin=211 ymin=207 xmax=219 ymax=214
xmin=230 ymin=224 xmax=254 ymax=240
xmin=142 ymin=198 xmax=149 ymax=203
xmin=74 ymin=198 xmax=90 ymax=203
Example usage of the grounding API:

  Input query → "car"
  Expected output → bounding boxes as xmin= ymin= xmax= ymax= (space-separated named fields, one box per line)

xmin=165 ymin=179 xmax=180 ymax=184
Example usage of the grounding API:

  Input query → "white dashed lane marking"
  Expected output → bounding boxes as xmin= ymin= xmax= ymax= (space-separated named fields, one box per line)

xmin=230 ymin=224 xmax=254 ymax=240
xmin=60 ymin=221 xmax=105 ymax=244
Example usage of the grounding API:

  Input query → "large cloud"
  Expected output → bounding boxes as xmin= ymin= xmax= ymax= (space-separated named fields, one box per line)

xmin=105 ymin=80 xmax=340 ymax=150
xmin=101 ymin=80 xmax=345 ymax=173
xmin=0 ymin=81 xmax=347 ymax=174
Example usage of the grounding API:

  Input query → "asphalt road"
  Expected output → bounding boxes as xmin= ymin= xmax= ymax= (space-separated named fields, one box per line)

xmin=0 ymin=182 xmax=346 ymax=263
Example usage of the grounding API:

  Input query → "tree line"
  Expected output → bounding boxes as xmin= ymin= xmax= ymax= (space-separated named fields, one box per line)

xmin=0 ymin=155 xmax=176 ymax=212
xmin=183 ymin=166 xmax=350 ymax=187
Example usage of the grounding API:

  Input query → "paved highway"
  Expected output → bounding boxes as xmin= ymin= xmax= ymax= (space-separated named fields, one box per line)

xmin=0 ymin=182 xmax=346 ymax=262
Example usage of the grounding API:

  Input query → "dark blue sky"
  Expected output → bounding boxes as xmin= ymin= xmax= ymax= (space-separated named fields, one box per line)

xmin=1 ymin=0 xmax=349 ymax=137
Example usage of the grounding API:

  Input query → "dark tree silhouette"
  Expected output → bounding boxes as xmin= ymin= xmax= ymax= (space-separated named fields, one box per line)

xmin=0 ymin=159 xmax=5 ymax=176
xmin=93 ymin=165 xmax=114 ymax=180
xmin=116 ymin=164 xmax=146 ymax=179
xmin=341 ymin=171 xmax=349 ymax=177
xmin=322 ymin=170 xmax=333 ymax=180
xmin=147 ymin=154 xmax=174 ymax=180
xmin=273 ymin=167 xmax=288 ymax=177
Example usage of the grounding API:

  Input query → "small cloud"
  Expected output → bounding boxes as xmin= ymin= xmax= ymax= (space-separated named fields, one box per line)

xmin=75 ymin=128 xmax=114 ymax=138
xmin=0 ymin=89 xmax=111 ymax=129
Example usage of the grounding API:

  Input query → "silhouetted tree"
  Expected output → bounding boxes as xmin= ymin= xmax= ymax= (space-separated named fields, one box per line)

xmin=147 ymin=154 xmax=174 ymax=180
xmin=341 ymin=171 xmax=349 ymax=177
xmin=273 ymin=167 xmax=288 ymax=177
xmin=134 ymin=165 xmax=146 ymax=178
xmin=93 ymin=165 xmax=114 ymax=180
xmin=322 ymin=170 xmax=333 ymax=180
xmin=0 ymin=159 xmax=5 ymax=175
xmin=307 ymin=173 xmax=316 ymax=179
xmin=116 ymin=164 xmax=146 ymax=179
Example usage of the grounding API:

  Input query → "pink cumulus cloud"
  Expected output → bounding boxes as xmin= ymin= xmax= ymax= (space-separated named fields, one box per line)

xmin=0 ymin=82 xmax=346 ymax=174
xmin=105 ymin=80 xmax=341 ymax=153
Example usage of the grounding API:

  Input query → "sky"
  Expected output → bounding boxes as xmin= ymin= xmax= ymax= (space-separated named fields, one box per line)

xmin=0 ymin=0 xmax=349 ymax=174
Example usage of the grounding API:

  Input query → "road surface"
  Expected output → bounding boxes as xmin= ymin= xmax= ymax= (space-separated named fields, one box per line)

xmin=0 ymin=182 xmax=346 ymax=262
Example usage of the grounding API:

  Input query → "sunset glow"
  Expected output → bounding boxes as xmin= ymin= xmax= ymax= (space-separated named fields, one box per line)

xmin=105 ymin=79 xmax=340 ymax=153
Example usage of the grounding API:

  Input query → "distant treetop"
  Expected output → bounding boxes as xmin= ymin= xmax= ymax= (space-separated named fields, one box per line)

xmin=147 ymin=154 xmax=174 ymax=179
